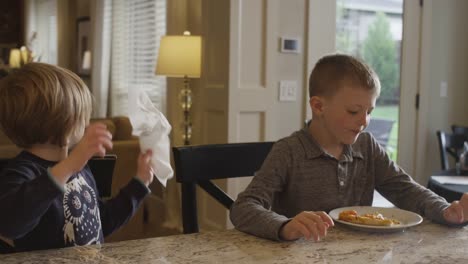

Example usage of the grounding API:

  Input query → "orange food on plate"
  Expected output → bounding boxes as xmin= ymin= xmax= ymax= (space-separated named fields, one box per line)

xmin=338 ymin=210 xmax=400 ymax=226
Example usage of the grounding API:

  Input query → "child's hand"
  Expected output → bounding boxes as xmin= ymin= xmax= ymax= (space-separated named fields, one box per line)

xmin=135 ymin=149 xmax=154 ymax=187
xmin=443 ymin=193 xmax=468 ymax=224
xmin=279 ymin=211 xmax=334 ymax=241
xmin=68 ymin=122 xmax=113 ymax=172
xmin=50 ymin=123 xmax=113 ymax=185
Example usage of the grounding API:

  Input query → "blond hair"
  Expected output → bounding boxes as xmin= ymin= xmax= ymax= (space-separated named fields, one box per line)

xmin=0 ymin=63 xmax=92 ymax=148
xmin=309 ymin=54 xmax=380 ymax=98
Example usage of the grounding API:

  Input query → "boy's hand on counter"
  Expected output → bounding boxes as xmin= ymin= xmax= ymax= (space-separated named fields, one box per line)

xmin=279 ymin=211 xmax=334 ymax=241
xmin=443 ymin=193 xmax=468 ymax=224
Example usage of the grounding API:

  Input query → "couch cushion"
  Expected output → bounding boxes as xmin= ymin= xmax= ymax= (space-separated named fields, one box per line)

xmin=90 ymin=118 xmax=117 ymax=138
xmin=0 ymin=145 xmax=22 ymax=158
xmin=0 ymin=129 xmax=13 ymax=146
xmin=112 ymin=116 xmax=134 ymax=140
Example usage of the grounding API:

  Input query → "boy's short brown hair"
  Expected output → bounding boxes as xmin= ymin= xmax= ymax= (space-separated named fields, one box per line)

xmin=309 ymin=54 xmax=380 ymax=98
xmin=0 ymin=63 xmax=92 ymax=148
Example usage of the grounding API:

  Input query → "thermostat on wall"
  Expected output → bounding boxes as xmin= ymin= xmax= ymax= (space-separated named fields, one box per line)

xmin=280 ymin=37 xmax=300 ymax=53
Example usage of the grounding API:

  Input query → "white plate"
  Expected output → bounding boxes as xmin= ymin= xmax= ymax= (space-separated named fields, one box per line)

xmin=329 ymin=206 xmax=423 ymax=233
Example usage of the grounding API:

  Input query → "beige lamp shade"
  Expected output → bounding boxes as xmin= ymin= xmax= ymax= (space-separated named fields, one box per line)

xmin=156 ymin=32 xmax=201 ymax=78
xmin=9 ymin=49 xmax=22 ymax=68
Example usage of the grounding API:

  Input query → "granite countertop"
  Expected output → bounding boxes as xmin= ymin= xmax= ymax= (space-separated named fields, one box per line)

xmin=1 ymin=220 xmax=467 ymax=263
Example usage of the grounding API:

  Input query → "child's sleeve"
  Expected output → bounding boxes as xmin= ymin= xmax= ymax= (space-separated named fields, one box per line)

xmin=0 ymin=165 xmax=64 ymax=239
xmin=98 ymin=178 xmax=150 ymax=237
xmin=230 ymin=140 xmax=291 ymax=240
xmin=370 ymin=135 xmax=450 ymax=224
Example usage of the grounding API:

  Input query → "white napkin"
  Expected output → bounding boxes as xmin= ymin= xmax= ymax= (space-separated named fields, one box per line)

xmin=127 ymin=89 xmax=173 ymax=187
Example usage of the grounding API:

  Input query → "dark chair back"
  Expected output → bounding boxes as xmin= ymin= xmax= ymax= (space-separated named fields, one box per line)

xmin=87 ymin=155 xmax=117 ymax=198
xmin=172 ymin=141 xmax=274 ymax=234
xmin=0 ymin=158 xmax=8 ymax=171
xmin=365 ymin=118 xmax=395 ymax=149
xmin=0 ymin=155 xmax=116 ymax=198
xmin=452 ymin=125 xmax=468 ymax=137
xmin=436 ymin=131 xmax=468 ymax=170
xmin=0 ymin=159 xmax=15 ymax=253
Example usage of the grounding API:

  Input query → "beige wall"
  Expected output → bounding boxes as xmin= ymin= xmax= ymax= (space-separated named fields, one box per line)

xmin=57 ymin=0 xmax=90 ymax=71
xmin=273 ymin=0 xmax=308 ymax=138
xmin=169 ymin=0 xmax=309 ymax=149
xmin=416 ymin=0 xmax=468 ymax=183
xmin=23 ymin=0 xmax=91 ymax=84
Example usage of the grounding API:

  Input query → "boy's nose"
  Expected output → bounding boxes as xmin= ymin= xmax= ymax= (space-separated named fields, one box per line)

xmin=359 ymin=114 xmax=369 ymax=128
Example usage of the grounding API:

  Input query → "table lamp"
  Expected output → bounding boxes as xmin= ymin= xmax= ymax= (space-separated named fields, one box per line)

xmin=156 ymin=31 xmax=201 ymax=145
xmin=9 ymin=49 xmax=22 ymax=68
xmin=9 ymin=46 xmax=33 ymax=68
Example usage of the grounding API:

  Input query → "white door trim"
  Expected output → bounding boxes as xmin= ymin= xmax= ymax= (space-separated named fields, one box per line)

xmin=397 ymin=0 xmax=423 ymax=177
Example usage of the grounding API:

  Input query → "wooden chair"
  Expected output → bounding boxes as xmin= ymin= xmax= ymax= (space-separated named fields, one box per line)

xmin=436 ymin=131 xmax=468 ymax=170
xmin=172 ymin=142 xmax=274 ymax=234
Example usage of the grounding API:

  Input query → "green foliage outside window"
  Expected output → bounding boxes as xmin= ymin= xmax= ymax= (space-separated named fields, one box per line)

xmin=362 ymin=12 xmax=399 ymax=105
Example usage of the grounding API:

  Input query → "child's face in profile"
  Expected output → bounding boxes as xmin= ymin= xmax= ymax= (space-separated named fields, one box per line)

xmin=321 ymin=85 xmax=377 ymax=145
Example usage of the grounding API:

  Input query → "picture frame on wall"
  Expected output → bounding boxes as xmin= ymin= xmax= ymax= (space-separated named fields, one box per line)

xmin=76 ymin=17 xmax=91 ymax=76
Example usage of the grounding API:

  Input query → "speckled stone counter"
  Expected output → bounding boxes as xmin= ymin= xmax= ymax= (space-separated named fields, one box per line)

xmin=1 ymin=220 xmax=467 ymax=263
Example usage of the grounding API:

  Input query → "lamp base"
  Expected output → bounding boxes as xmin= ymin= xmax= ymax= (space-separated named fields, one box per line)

xmin=180 ymin=76 xmax=192 ymax=145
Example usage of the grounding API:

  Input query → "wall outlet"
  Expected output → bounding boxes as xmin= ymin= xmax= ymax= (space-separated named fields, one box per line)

xmin=279 ymin=80 xmax=297 ymax=102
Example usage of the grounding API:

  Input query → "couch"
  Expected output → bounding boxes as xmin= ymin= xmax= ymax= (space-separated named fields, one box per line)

xmin=0 ymin=116 xmax=179 ymax=242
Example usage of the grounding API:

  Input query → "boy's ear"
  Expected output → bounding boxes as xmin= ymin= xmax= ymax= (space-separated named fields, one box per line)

xmin=309 ymin=96 xmax=324 ymax=115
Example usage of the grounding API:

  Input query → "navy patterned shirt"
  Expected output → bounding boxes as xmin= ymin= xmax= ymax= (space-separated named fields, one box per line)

xmin=0 ymin=151 xmax=149 ymax=252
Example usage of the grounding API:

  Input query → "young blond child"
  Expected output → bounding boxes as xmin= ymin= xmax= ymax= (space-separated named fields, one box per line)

xmin=230 ymin=54 xmax=468 ymax=241
xmin=0 ymin=63 xmax=154 ymax=252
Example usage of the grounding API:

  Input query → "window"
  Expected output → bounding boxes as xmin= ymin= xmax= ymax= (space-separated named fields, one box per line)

xmin=336 ymin=0 xmax=403 ymax=160
xmin=109 ymin=0 xmax=167 ymax=116
xmin=26 ymin=0 xmax=58 ymax=64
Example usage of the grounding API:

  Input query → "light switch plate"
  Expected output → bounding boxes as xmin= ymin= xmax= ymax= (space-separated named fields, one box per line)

xmin=279 ymin=80 xmax=297 ymax=101
xmin=440 ymin=81 xmax=448 ymax=97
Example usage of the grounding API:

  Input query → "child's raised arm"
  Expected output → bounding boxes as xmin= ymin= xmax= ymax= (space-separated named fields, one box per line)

xmin=135 ymin=149 xmax=154 ymax=187
xmin=49 ymin=122 xmax=113 ymax=186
